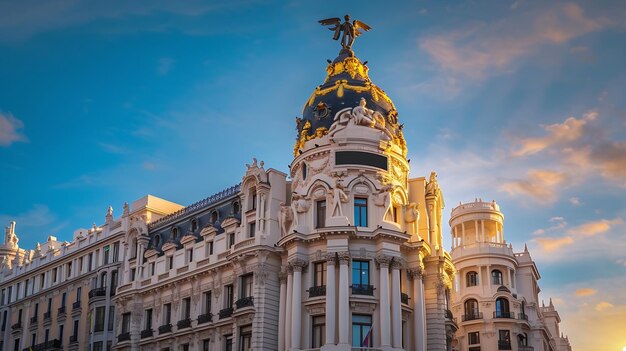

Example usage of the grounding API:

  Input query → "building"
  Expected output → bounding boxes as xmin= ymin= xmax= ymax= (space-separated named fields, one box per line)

xmin=448 ymin=199 xmax=572 ymax=351
xmin=0 ymin=23 xmax=571 ymax=351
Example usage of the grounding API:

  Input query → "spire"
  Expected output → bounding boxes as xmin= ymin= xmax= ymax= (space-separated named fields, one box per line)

xmin=524 ymin=243 xmax=528 ymax=252
xmin=549 ymin=298 xmax=554 ymax=307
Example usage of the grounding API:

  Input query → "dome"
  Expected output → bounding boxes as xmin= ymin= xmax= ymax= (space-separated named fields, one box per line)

xmin=294 ymin=49 xmax=404 ymax=156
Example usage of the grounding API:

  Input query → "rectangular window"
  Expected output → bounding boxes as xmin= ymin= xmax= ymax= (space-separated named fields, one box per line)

xmin=225 ymin=285 xmax=234 ymax=309
xmin=104 ymin=245 xmax=110 ymax=265
xmin=44 ymin=329 xmax=49 ymax=342
xmin=94 ymin=306 xmax=105 ymax=332
xmin=351 ymin=314 xmax=372 ymax=347
xmin=498 ymin=330 xmax=511 ymax=350
xmin=145 ymin=309 xmax=153 ymax=330
xmin=2 ymin=310 xmax=6 ymax=331
xmin=354 ymin=198 xmax=368 ymax=227
xmin=113 ymin=242 xmax=120 ymax=262
xmin=13 ymin=338 xmax=19 ymax=351
xmin=239 ymin=325 xmax=252 ymax=351
xmin=208 ymin=241 xmax=214 ymax=255
xmin=225 ymin=335 xmax=233 ymax=351
xmin=108 ymin=306 xmax=115 ymax=331
xmin=203 ymin=339 xmax=210 ymax=351
xmin=150 ymin=263 xmax=155 ymax=276
xmin=17 ymin=309 xmax=22 ymax=323
xmin=352 ymin=260 xmax=370 ymax=286
xmin=130 ymin=268 xmax=136 ymax=281
xmin=182 ymin=298 xmax=191 ymax=319
xmin=88 ymin=253 xmax=93 ymax=271
xmin=24 ymin=280 xmax=29 ymax=297
xmin=76 ymin=287 xmax=82 ymax=302
xmin=72 ymin=320 xmax=79 ymax=337
xmin=468 ymin=331 xmax=480 ymax=345
xmin=67 ymin=262 xmax=72 ymax=277
xmin=31 ymin=333 xmax=36 ymax=347
xmin=93 ymin=341 xmax=103 ymax=351
xmin=228 ymin=233 xmax=235 ymax=249
xmin=47 ymin=298 xmax=52 ymax=313
xmin=59 ymin=325 xmax=64 ymax=343
xmin=311 ymin=315 xmax=325 ymax=348
xmin=40 ymin=274 xmax=45 ymax=289
xmin=248 ymin=222 xmax=256 ymax=238
xmin=316 ymin=200 xmax=326 ymax=228
xmin=167 ymin=256 xmax=174 ymax=270
xmin=251 ymin=193 xmax=257 ymax=210
xmin=121 ymin=313 xmax=131 ymax=333
xmin=16 ymin=283 xmax=20 ymax=299
xmin=203 ymin=291 xmax=212 ymax=314
xmin=61 ymin=293 xmax=66 ymax=307
xmin=181 ymin=344 xmax=189 ymax=351
xmin=314 ymin=262 xmax=326 ymax=287
xmin=240 ymin=274 xmax=253 ymax=298
xmin=33 ymin=303 xmax=39 ymax=318
xmin=186 ymin=249 xmax=194 ymax=263
xmin=163 ymin=303 xmax=172 ymax=324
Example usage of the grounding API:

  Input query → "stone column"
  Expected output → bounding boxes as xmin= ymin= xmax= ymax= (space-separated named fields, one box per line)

xmin=290 ymin=259 xmax=307 ymax=350
xmin=390 ymin=260 xmax=402 ymax=349
xmin=278 ymin=272 xmax=288 ymax=351
xmin=409 ymin=268 xmax=426 ymax=351
xmin=325 ymin=253 xmax=337 ymax=346
xmin=285 ymin=269 xmax=293 ymax=350
xmin=376 ymin=254 xmax=392 ymax=348
xmin=337 ymin=252 xmax=350 ymax=346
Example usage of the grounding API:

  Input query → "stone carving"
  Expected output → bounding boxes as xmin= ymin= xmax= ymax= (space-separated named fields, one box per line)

xmin=4 ymin=221 xmax=18 ymax=249
xmin=123 ymin=202 xmax=129 ymax=216
xmin=404 ymin=202 xmax=420 ymax=234
xmin=289 ymin=258 xmax=308 ymax=272
xmin=326 ymin=252 xmax=337 ymax=265
xmin=278 ymin=203 xmax=294 ymax=236
xmin=0 ymin=256 xmax=11 ymax=270
xmin=426 ymin=171 xmax=440 ymax=197
xmin=337 ymin=251 xmax=351 ymax=265
xmin=330 ymin=178 xmax=349 ymax=217
xmin=253 ymin=264 xmax=268 ymax=286
xmin=407 ymin=267 xmax=424 ymax=280
xmin=328 ymin=108 xmax=353 ymax=137
xmin=373 ymin=183 xmax=393 ymax=220
xmin=375 ymin=254 xmax=392 ymax=268
xmin=352 ymin=98 xmax=393 ymax=140
xmin=390 ymin=258 xmax=403 ymax=270
xmin=244 ymin=158 xmax=268 ymax=183
xmin=290 ymin=193 xmax=310 ymax=227
xmin=106 ymin=206 xmax=113 ymax=222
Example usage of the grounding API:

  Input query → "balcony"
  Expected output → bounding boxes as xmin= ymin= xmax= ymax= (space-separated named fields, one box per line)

xmin=140 ymin=329 xmax=153 ymax=338
xmin=401 ymin=293 xmax=409 ymax=304
xmin=235 ymin=296 xmax=254 ymax=309
xmin=308 ymin=285 xmax=326 ymax=298
xmin=72 ymin=301 xmax=81 ymax=310
xmin=88 ymin=287 xmax=107 ymax=300
xmin=351 ymin=284 xmax=375 ymax=296
xmin=498 ymin=340 xmax=512 ymax=350
xmin=219 ymin=307 xmax=234 ymax=319
xmin=198 ymin=313 xmax=213 ymax=324
xmin=494 ymin=311 xmax=515 ymax=319
xmin=518 ymin=313 xmax=529 ymax=321
xmin=518 ymin=346 xmax=534 ymax=351
xmin=44 ymin=311 xmax=51 ymax=320
xmin=177 ymin=318 xmax=191 ymax=329
xmin=118 ymin=332 xmax=131 ymax=342
xmin=30 ymin=316 xmax=38 ymax=324
xmin=462 ymin=312 xmax=483 ymax=322
xmin=11 ymin=322 xmax=22 ymax=331
xmin=158 ymin=324 xmax=172 ymax=334
xmin=69 ymin=335 xmax=78 ymax=344
xmin=22 ymin=339 xmax=62 ymax=351
xmin=58 ymin=306 xmax=66 ymax=315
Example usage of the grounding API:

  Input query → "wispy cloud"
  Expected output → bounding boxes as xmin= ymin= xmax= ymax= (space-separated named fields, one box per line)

xmin=0 ymin=112 xmax=28 ymax=146
xmin=499 ymin=169 xmax=567 ymax=203
xmin=575 ymin=288 xmax=598 ymax=297
xmin=157 ymin=57 xmax=174 ymax=76
xmin=567 ymin=218 xmax=623 ymax=236
xmin=594 ymin=301 xmax=614 ymax=312
xmin=535 ymin=236 xmax=574 ymax=252
xmin=0 ymin=205 xmax=67 ymax=245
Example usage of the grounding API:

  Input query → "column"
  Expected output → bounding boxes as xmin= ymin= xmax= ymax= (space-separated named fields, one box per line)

xmin=390 ymin=260 xmax=402 ymax=348
xmin=285 ymin=269 xmax=293 ymax=350
xmin=290 ymin=259 xmax=307 ymax=350
xmin=409 ymin=268 xmax=426 ymax=351
xmin=278 ymin=272 xmax=287 ymax=351
xmin=481 ymin=220 xmax=485 ymax=242
xmin=376 ymin=254 xmax=391 ymax=347
xmin=474 ymin=220 xmax=479 ymax=243
xmin=325 ymin=254 xmax=337 ymax=346
xmin=337 ymin=252 xmax=350 ymax=346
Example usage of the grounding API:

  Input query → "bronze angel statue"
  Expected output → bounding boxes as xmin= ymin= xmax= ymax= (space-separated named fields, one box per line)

xmin=319 ymin=14 xmax=371 ymax=50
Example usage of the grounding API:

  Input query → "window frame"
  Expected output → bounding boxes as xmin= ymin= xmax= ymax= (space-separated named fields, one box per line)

xmin=354 ymin=198 xmax=368 ymax=227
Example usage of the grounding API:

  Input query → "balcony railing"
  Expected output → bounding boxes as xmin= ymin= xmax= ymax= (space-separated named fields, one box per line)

xmin=498 ymin=340 xmax=512 ymax=350
xmin=44 ymin=311 xmax=51 ymax=320
xmin=518 ymin=313 xmax=529 ymax=321
xmin=177 ymin=318 xmax=191 ymax=329
xmin=22 ymin=339 xmax=62 ymax=351
xmin=351 ymin=284 xmax=375 ymax=296
xmin=462 ymin=312 xmax=483 ymax=321
xmin=11 ymin=322 xmax=22 ymax=330
xmin=219 ymin=307 xmax=234 ymax=319
xmin=118 ymin=332 xmax=131 ymax=342
xmin=494 ymin=311 xmax=515 ymax=319
xmin=158 ymin=324 xmax=172 ymax=334
xmin=30 ymin=316 xmax=38 ymax=324
xmin=88 ymin=287 xmax=107 ymax=300
xmin=198 ymin=313 xmax=213 ymax=324
xmin=401 ymin=293 xmax=409 ymax=304
xmin=308 ymin=285 xmax=326 ymax=298
xmin=140 ymin=329 xmax=153 ymax=338
xmin=58 ymin=306 xmax=66 ymax=315
xmin=69 ymin=335 xmax=78 ymax=344
xmin=72 ymin=301 xmax=81 ymax=309
xmin=445 ymin=309 xmax=454 ymax=319
xmin=235 ymin=296 xmax=254 ymax=309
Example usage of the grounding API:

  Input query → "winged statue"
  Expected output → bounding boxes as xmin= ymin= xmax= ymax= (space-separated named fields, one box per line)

xmin=319 ymin=14 xmax=372 ymax=50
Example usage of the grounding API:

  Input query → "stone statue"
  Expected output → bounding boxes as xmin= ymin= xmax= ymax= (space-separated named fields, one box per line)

xmin=290 ymin=193 xmax=310 ymax=227
xmin=426 ymin=171 xmax=439 ymax=196
xmin=328 ymin=108 xmax=352 ymax=137
xmin=106 ymin=206 xmax=113 ymax=222
xmin=374 ymin=183 xmax=394 ymax=221
xmin=4 ymin=221 xmax=18 ymax=249
xmin=123 ymin=202 xmax=130 ymax=216
xmin=330 ymin=178 xmax=349 ymax=217
xmin=404 ymin=202 xmax=420 ymax=223
xmin=351 ymin=98 xmax=394 ymax=140
xmin=319 ymin=14 xmax=372 ymax=50
xmin=278 ymin=203 xmax=294 ymax=236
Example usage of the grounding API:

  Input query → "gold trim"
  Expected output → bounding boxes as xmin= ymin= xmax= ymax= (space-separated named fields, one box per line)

xmin=325 ymin=56 xmax=370 ymax=81
xmin=293 ymin=121 xmax=329 ymax=156
xmin=304 ymin=80 xmax=397 ymax=112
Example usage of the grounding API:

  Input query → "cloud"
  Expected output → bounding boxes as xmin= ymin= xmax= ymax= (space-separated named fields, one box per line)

xmin=98 ymin=142 xmax=128 ymax=154
xmin=575 ymin=288 xmax=597 ymax=297
xmin=594 ymin=301 xmax=614 ymax=312
xmin=567 ymin=218 xmax=623 ymax=236
xmin=420 ymin=3 xmax=606 ymax=82
xmin=499 ymin=169 xmax=567 ymax=203
xmin=534 ymin=236 xmax=574 ymax=252
xmin=0 ymin=112 xmax=28 ymax=146
xmin=142 ymin=161 xmax=156 ymax=171
xmin=157 ymin=57 xmax=174 ymax=75
xmin=533 ymin=216 xmax=567 ymax=235
xmin=569 ymin=197 xmax=581 ymax=206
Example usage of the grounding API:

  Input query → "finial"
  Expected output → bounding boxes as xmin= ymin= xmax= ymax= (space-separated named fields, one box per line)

xmin=524 ymin=243 xmax=528 ymax=252
xmin=549 ymin=298 xmax=554 ymax=307
xmin=318 ymin=15 xmax=371 ymax=51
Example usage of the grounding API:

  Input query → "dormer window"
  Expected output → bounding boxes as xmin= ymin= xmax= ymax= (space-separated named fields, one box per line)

xmin=233 ymin=201 xmax=240 ymax=214
xmin=191 ymin=220 xmax=198 ymax=232
xmin=211 ymin=210 xmax=218 ymax=223
xmin=154 ymin=235 xmax=161 ymax=248
xmin=172 ymin=228 xmax=179 ymax=240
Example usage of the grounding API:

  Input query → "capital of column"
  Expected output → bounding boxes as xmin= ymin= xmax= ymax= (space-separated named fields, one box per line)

xmin=288 ymin=258 xmax=308 ymax=272
xmin=406 ymin=267 xmax=424 ymax=280
xmin=326 ymin=252 xmax=338 ymax=265
xmin=337 ymin=251 xmax=351 ymax=265
xmin=390 ymin=257 xmax=404 ymax=270
xmin=375 ymin=254 xmax=392 ymax=268
xmin=278 ymin=271 xmax=288 ymax=283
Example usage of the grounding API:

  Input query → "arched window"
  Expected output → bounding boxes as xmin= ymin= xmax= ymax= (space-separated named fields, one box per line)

xmin=491 ymin=269 xmax=503 ymax=285
xmin=495 ymin=297 xmax=510 ymax=318
xmin=464 ymin=299 xmax=480 ymax=320
xmin=466 ymin=271 xmax=479 ymax=287
xmin=172 ymin=227 xmax=178 ymax=240
xmin=518 ymin=333 xmax=528 ymax=346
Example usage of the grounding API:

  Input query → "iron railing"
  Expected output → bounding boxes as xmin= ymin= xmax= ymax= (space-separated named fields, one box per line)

xmin=308 ymin=285 xmax=326 ymax=298
xmin=351 ymin=284 xmax=375 ymax=296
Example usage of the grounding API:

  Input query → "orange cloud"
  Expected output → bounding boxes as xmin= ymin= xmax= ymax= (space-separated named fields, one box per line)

xmin=534 ymin=236 xmax=574 ymax=252
xmin=500 ymin=169 xmax=567 ymax=203
xmin=567 ymin=218 xmax=623 ymax=236
xmin=0 ymin=112 xmax=27 ymax=146
xmin=575 ymin=288 xmax=597 ymax=297
xmin=594 ymin=301 xmax=615 ymax=312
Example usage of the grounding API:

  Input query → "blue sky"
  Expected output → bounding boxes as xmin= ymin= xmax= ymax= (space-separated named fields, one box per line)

xmin=1 ymin=1 xmax=625 ymax=349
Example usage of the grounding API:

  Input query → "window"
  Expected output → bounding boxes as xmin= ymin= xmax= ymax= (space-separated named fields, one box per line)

xmin=88 ymin=253 xmax=93 ymax=270
xmin=208 ymin=241 xmax=214 ymax=255
xmin=121 ymin=313 xmax=131 ymax=333
xmin=150 ymin=263 xmax=155 ymax=276
xmin=14 ymin=338 xmax=19 ymax=351
xmin=94 ymin=306 xmax=105 ymax=332
xmin=40 ymin=274 xmax=45 ymax=289
xmin=58 ymin=325 xmax=64 ymax=343
xmin=52 ymin=268 xmax=58 ymax=284
xmin=498 ymin=330 xmax=511 ymax=350
xmin=78 ymin=258 xmax=84 ymax=274
xmin=17 ymin=309 xmax=22 ymax=323
xmin=2 ymin=310 xmax=6 ymax=331
xmin=466 ymin=271 xmax=479 ymax=287
xmin=186 ymin=249 xmax=194 ymax=263
xmin=468 ymin=331 xmax=480 ymax=345
xmin=108 ymin=306 xmax=115 ymax=331
xmin=61 ymin=293 xmax=66 ymax=307
xmin=154 ymin=235 xmax=161 ymax=247
xmin=316 ymin=200 xmax=326 ymax=228
xmin=211 ymin=210 xmax=218 ymax=223
xmin=45 ymin=328 xmax=49 ymax=342
xmin=145 ymin=309 xmax=153 ymax=330
xmin=111 ymin=270 xmax=118 ymax=290
xmin=464 ymin=299 xmax=480 ymax=320
xmin=251 ymin=191 xmax=257 ymax=210
xmin=240 ymin=274 xmax=253 ymax=298
xmin=67 ymin=262 xmax=72 ymax=277
xmin=167 ymin=256 xmax=174 ymax=270
xmin=203 ymin=339 xmax=210 ymax=351
xmin=47 ymin=298 xmax=52 ymax=314
xmin=76 ymin=287 xmax=81 ymax=302
xmin=33 ymin=303 xmax=39 ymax=318
xmin=312 ymin=315 xmax=325 ymax=348
xmin=495 ymin=298 xmax=510 ymax=318
xmin=225 ymin=285 xmax=234 ymax=309
xmin=239 ymin=325 xmax=252 ymax=351
xmin=314 ymin=262 xmax=326 ymax=287
xmin=113 ymin=242 xmax=120 ymax=262
xmin=233 ymin=201 xmax=240 ymax=214
xmin=130 ymin=268 xmax=136 ymax=282
xmin=104 ymin=246 xmax=110 ymax=265
xmin=302 ymin=163 xmax=307 ymax=180
xmin=203 ymin=291 xmax=212 ymax=314
xmin=228 ymin=233 xmax=235 ymax=249
xmin=191 ymin=219 xmax=198 ymax=232
xmin=181 ymin=344 xmax=189 ymax=351
xmin=172 ymin=227 xmax=178 ymax=240
xmin=248 ymin=222 xmax=256 ymax=238
xmin=351 ymin=260 xmax=370 ymax=287
xmin=181 ymin=298 xmax=191 ymax=320
xmin=163 ymin=304 xmax=172 ymax=324
xmin=24 ymin=279 xmax=29 ymax=297
xmin=492 ymin=269 xmax=503 ymax=285
xmin=225 ymin=335 xmax=233 ymax=351
xmin=93 ymin=341 xmax=103 ymax=351
xmin=354 ymin=198 xmax=368 ymax=227
xmin=72 ymin=320 xmax=79 ymax=338
xmin=518 ymin=333 xmax=528 ymax=347
xmin=351 ymin=314 xmax=372 ymax=347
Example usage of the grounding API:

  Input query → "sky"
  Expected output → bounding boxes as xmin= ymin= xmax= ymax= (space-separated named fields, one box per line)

xmin=0 ymin=1 xmax=625 ymax=350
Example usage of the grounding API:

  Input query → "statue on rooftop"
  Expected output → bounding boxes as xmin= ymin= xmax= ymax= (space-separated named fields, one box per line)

xmin=319 ymin=15 xmax=371 ymax=50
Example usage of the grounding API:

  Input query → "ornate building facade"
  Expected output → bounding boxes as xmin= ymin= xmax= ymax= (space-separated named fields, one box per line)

xmin=0 ymin=23 xmax=571 ymax=351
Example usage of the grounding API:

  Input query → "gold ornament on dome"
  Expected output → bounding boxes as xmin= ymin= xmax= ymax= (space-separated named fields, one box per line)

xmin=325 ymin=56 xmax=370 ymax=81
xmin=304 ymin=80 xmax=397 ymax=112
xmin=293 ymin=120 xmax=329 ymax=156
